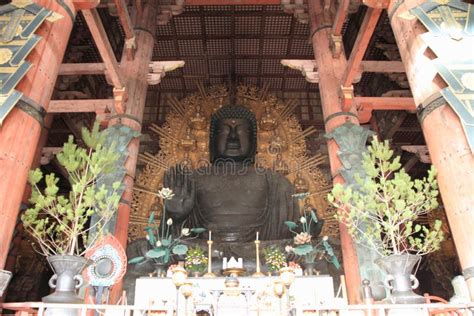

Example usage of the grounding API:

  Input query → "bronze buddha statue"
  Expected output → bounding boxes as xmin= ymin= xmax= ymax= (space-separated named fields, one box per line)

xmin=124 ymin=105 xmax=329 ymax=301
xmin=164 ymin=105 xmax=299 ymax=243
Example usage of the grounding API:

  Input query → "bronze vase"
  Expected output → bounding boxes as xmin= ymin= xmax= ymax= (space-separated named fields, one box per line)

xmin=43 ymin=255 xmax=91 ymax=303
xmin=303 ymin=261 xmax=317 ymax=276
xmin=376 ymin=254 xmax=424 ymax=304
xmin=42 ymin=255 xmax=91 ymax=316
xmin=153 ymin=262 xmax=169 ymax=277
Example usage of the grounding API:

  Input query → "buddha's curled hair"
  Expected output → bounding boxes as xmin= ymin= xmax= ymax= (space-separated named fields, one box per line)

xmin=209 ymin=105 xmax=257 ymax=163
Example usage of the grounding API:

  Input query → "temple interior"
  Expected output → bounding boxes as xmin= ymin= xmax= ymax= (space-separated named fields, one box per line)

xmin=0 ymin=0 xmax=473 ymax=314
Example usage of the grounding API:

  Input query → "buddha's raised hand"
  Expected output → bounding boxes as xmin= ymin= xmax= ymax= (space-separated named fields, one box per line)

xmin=163 ymin=166 xmax=195 ymax=223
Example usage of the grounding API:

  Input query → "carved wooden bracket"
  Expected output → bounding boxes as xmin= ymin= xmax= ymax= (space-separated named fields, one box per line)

xmin=280 ymin=59 xmax=319 ymax=83
xmin=341 ymin=85 xmax=355 ymax=112
xmin=147 ymin=61 xmax=185 ymax=85
xmin=124 ymin=36 xmax=136 ymax=61
xmin=401 ymin=145 xmax=431 ymax=164
xmin=113 ymin=87 xmax=128 ymax=114
xmin=281 ymin=0 xmax=309 ymax=24
xmin=40 ymin=147 xmax=62 ymax=165
xmin=330 ymin=35 xmax=343 ymax=58
xmin=157 ymin=0 xmax=185 ymax=25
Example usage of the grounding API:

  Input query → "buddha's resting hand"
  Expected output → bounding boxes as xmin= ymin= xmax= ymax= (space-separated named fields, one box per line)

xmin=163 ymin=166 xmax=195 ymax=223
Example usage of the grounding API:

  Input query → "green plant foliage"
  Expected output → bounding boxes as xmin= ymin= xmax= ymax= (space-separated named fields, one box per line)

xmin=21 ymin=122 xmax=121 ymax=257
xmin=328 ymin=137 xmax=444 ymax=256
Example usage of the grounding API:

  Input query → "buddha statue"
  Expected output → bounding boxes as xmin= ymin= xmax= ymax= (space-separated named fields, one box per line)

xmin=164 ymin=105 xmax=299 ymax=242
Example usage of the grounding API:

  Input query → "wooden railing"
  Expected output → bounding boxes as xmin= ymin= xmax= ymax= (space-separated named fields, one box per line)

xmin=0 ymin=301 xmax=473 ymax=316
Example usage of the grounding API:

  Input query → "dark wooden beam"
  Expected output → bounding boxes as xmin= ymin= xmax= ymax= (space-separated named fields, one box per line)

xmin=385 ymin=111 xmax=407 ymax=140
xmin=113 ymin=0 xmax=135 ymax=59
xmin=403 ymin=155 xmax=419 ymax=172
xmin=356 ymin=97 xmax=416 ymax=110
xmin=59 ymin=63 xmax=106 ymax=75
xmin=360 ymin=61 xmax=405 ymax=73
xmin=342 ymin=8 xmax=383 ymax=87
xmin=48 ymin=99 xmax=113 ymax=113
xmin=114 ymin=0 xmax=134 ymax=40
xmin=61 ymin=114 xmax=86 ymax=146
xmin=184 ymin=0 xmax=280 ymax=4
xmin=332 ymin=0 xmax=349 ymax=37
xmin=355 ymin=97 xmax=415 ymax=124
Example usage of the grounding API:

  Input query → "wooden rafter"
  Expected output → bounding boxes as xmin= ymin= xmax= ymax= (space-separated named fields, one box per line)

xmin=113 ymin=0 xmax=135 ymax=60
xmin=59 ymin=63 xmax=106 ymax=75
xmin=342 ymin=8 xmax=383 ymax=87
xmin=113 ymin=0 xmax=134 ymax=40
xmin=356 ymin=97 xmax=416 ymax=110
xmin=332 ymin=0 xmax=349 ymax=36
xmin=355 ymin=97 xmax=415 ymax=124
xmin=385 ymin=111 xmax=408 ymax=140
xmin=184 ymin=0 xmax=280 ymax=4
xmin=403 ymin=155 xmax=419 ymax=172
xmin=48 ymin=99 xmax=113 ymax=113
xmin=82 ymin=9 xmax=124 ymax=88
xmin=361 ymin=61 xmax=405 ymax=73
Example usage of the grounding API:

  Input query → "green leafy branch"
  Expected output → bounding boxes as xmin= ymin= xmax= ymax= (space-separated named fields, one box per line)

xmin=21 ymin=122 xmax=121 ymax=257
xmin=328 ymin=138 xmax=444 ymax=257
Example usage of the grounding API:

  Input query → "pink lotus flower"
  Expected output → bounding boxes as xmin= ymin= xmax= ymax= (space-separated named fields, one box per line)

xmin=294 ymin=232 xmax=311 ymax=245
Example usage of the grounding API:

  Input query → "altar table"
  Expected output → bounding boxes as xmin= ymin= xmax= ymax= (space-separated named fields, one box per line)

xmin=134 ymin=275 xmax=335 ymax=316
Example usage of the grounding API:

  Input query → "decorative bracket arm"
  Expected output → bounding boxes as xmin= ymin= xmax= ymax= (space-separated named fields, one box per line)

xmin=341 ymin=85 xmax=355 ymax=112
xmin=147 ymin=60 xmax=185 ymax=85
xmin=280 ymin=59 xmax=319 ymax=83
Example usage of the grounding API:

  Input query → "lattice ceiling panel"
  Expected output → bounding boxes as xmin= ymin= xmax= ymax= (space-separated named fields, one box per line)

xmin=150 ymin=4 xmax=319 ymax=130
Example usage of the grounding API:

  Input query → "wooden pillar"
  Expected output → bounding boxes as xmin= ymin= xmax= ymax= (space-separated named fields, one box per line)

xmin=308 ymin=0 xmax=362 ymax=304
xmin=4 ymin=114 xmax=53 ymax=274
xmin=389 ymin=0 xmax=474 ymax=299
xmin=108 ymin=0 xmax=157 ymax=302
xmin=0 ymin=0 xmax=85 ymax=269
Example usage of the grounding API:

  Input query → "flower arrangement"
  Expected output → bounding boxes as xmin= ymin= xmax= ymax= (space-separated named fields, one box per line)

xmin=288 ymin=261 xmax=303 ymax=276
xmin=263 ymin=247 xmax=287 ymax=273
xmin=185 ymin=246 xmax=208 ymax=273
xmin=288 ymin=261 xmax=301 ymax=270
xmin=285 ymin=211 xmax=340 ymax=269
xmin=21 ymin=122 xmax=121 ymax=257
xmin=327 ymin=138 xmax=444 ymax=257
xmin=128 ymin=187 xmax=205 ymax=265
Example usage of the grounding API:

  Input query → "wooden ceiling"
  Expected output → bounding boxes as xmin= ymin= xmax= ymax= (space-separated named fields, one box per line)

xmin=47 ymin=2 xmax=429 ymax=177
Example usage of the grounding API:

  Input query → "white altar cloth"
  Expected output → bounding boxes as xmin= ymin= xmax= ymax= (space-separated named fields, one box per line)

xmin=134 ymin=275 xmax=334 ymax=316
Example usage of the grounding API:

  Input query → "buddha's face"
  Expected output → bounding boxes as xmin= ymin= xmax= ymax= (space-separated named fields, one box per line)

xmin=215 ymin=118 xmax=252 ymax=160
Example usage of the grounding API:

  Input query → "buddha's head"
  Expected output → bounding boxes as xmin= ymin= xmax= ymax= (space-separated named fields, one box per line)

xmin=210 ymin=106 xmax=257 ymax=163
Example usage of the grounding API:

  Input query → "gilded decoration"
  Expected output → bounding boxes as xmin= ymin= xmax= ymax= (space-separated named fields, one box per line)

xmin=130 ymin=84 xmax=335 ymax=241
xmin=408 ymin=0 xmax=474 ymax=152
